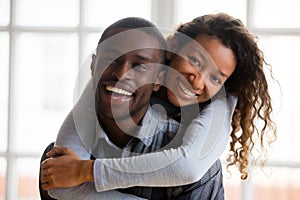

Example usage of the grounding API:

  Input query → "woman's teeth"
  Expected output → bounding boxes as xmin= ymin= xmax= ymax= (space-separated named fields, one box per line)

xmin=106 ymin=86 xmax=133 ymax=96
xmin=178 ymin=80 xmax=195 ymax=97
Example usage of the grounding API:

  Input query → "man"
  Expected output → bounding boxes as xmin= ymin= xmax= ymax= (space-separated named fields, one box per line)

xmin=40 ymin=17 xmax=225 ymax=199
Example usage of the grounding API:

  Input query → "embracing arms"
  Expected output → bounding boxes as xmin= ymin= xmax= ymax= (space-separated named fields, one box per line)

xmin=92 ymin=96 xmax=237 ymax=191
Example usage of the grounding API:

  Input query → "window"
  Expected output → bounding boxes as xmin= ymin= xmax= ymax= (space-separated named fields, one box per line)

xmin=1 ymin=0 xmax=299 ymax=199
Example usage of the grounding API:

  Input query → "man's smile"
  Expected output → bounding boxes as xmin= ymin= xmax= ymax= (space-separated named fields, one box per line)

xmin=106 ymin=85 xmax=133 ymax=96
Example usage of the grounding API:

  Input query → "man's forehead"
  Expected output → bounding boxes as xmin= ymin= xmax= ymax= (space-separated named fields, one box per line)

xmin=99 ymin=28 xmax=161 ymax=53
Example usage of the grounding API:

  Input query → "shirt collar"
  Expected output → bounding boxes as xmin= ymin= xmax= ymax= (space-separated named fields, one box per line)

xmin=95 ymin=106 xmax=167 ymax=147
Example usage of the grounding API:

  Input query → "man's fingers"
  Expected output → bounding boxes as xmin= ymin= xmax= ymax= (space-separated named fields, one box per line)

xmin=45 ymin=148 xmax=57 ymax=157
xmin=40 ymin=157 xmax=52 ymax=169
xmin=40 ymin=169 xmax=52 ymax=190
xmin=46 ymin=146 xmax=69 ymax=157
xmin=41 ymin=178 xmax=52 ymax=190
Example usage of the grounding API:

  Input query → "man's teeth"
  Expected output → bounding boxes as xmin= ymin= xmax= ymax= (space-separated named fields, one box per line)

xmin=106 ymin=86 xmax=133 ymax=96
xmin=178 ymin=81 xmax=195 ymax=97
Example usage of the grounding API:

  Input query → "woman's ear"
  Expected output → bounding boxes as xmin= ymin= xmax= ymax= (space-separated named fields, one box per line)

xmin=153 ymin=69 xmax=166 ymax=92
xmin=90 ymin=54 xmax=96 ymax=76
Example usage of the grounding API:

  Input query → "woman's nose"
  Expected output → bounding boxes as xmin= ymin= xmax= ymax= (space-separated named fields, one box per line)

xmin=188 ymin=73 xmax=205 ymax=91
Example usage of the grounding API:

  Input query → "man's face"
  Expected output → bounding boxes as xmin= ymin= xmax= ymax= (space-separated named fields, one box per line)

xmin=93 ymin=28 xmax=163 ymax=124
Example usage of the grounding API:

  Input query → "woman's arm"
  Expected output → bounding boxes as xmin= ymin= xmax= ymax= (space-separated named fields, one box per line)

xmin=92 ymin=96 xmax=237 ymax=191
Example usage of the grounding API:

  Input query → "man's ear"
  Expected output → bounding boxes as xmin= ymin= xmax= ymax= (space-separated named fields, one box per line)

xmin=90 ymin=54 xmax=96 ymax=76
xmin=153 ymin=69 xmax=166 ymax=92
xmin=166 ymin=35 xmax=177 ymax=60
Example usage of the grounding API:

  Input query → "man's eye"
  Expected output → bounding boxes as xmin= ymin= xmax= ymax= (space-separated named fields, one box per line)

xmin=133 ymin=63 xmax=148 ymax=71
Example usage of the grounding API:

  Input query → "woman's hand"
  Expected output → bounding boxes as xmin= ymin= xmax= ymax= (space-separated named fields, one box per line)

xmin=40 ymin=146 xmax=94 ymax=190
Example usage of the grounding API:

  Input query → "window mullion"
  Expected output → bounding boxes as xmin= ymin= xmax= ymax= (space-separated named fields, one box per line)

xmin=6 ymin=0 xmax=18 ymax=198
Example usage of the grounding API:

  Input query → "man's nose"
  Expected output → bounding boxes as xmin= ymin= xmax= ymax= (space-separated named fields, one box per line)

xmin=188 ymin=73 xmax=205 ymax=91
xmin=112 ymin=61 xmax=133 ymax=80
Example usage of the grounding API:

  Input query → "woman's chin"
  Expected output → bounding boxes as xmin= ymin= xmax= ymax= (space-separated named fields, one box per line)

xmin=168 ymin=96 xmax=195 ymax=107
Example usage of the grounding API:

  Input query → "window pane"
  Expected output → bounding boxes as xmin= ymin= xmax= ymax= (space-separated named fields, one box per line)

xmin=258 ymin=36 xmax=300 ymax=162
xmin=0 ymin=32 xmax=9 ymax=152
xmin=252 ymin=167 xmax=300 ymax=199
xmin=13 ymin=33 xmax=78 ymax=153
xmin=15 ymin=0 xmax=79 ymax=27
xmin=223 ymin=165 xmax=242 ymax=200
xmin=86 ymin=32 xmax=100 ymax=57
xmin=174 ymin=0 xmax=247 ymax=25
xmin=0 ymin=0 xmax=10 ymax=26
xmin=252 ymin=0 xmax=300 ymax=28
xmin=17 ymin=158 xmax=40 ymax=200
xmin=0 ymin=158 xmax=6 ymax=200
xmin=84 ymin=0 xmax=151 ymax=28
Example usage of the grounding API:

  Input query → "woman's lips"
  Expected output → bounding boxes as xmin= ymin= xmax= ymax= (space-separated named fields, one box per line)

xmin=177 ymin=78 xmax=195 ymax=97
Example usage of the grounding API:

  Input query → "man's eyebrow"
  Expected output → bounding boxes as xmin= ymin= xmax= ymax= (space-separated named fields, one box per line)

xmin=134 ymin=54 xmax=153 ymax=62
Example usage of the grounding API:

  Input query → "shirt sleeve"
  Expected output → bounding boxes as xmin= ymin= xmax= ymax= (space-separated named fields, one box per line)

xmin=93 ymin=96 xmax=237 ymax=191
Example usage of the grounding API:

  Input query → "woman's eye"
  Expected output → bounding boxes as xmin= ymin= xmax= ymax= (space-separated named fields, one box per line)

xmin=188 ymin=56 xmax=201 ymax=69
xmin=210 ymin=75 xmax=222 ymax=85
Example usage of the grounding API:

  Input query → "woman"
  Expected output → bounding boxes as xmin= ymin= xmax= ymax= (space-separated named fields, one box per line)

xmin=161 ymin=12 xmax=277 ymax=180
xmin=41 ymin=13 xmax=276 ymax=199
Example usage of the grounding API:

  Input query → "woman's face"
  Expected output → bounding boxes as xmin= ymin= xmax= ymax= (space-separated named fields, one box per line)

xmin=166 ymin=34 xmax=236 ymax=107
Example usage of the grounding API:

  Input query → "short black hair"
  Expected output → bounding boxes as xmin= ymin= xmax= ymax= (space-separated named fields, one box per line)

xmin=98 ymin=17 xmax=167 ymax=53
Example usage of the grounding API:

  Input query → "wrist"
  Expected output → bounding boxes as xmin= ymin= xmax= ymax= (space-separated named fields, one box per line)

xmin=81 ymin=160 xmax=94 ymax=182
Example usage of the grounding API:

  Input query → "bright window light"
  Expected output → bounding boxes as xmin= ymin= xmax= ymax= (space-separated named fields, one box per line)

xmin=252 ymin=0 xmax=300 ymax=28
xmin=0 ymin=0 xmax=10 ymax=26
xmin=84 ymin=0 xmax=151 ymax=28
xmin=15 ymin=0 xmax=79 ymax=27
xmin=13 ymin=33 xmax=78 ymax=153
xmin=174 ymin=0 xmax=247 ymax=26
xmin=0 ymin=157 xmax=6 ymax=199
xmin=259 ymin=36 xmax=300 ymax=162
xmin=0 ymin=32 xmax=9 ymax=152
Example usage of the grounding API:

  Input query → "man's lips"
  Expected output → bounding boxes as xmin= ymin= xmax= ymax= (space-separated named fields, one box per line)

xmin=106 ymin=85 xmax=133 ymax=96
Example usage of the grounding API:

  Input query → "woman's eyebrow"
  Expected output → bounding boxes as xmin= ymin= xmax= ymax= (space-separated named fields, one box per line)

xmin=195 ymin=49 xmax=209 ymax=62
xmin=218 ymin=69 xmax=229 ymax=78
xmin=194 ymin=48 xmax=229 ymax=78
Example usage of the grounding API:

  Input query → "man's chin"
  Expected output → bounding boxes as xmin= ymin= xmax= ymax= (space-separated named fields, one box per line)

xmin=99 ymin=111 xmax=131 ymax=121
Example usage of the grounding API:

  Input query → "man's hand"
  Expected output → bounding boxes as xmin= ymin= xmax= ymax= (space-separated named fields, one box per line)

xmin=40 ymin=146 xmax=94 ymax=190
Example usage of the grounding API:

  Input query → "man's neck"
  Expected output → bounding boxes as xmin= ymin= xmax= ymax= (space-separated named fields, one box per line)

xmin=97 ymin=115 xmax=141 ymax=148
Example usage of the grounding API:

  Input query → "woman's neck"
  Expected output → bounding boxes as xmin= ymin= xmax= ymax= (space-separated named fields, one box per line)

xmin=154 ymin=86 xmax=170 ymax=103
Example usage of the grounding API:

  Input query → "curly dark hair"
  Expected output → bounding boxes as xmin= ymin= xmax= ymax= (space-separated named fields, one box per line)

xmin=168 ymin=13 xmax=277 ymax=179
